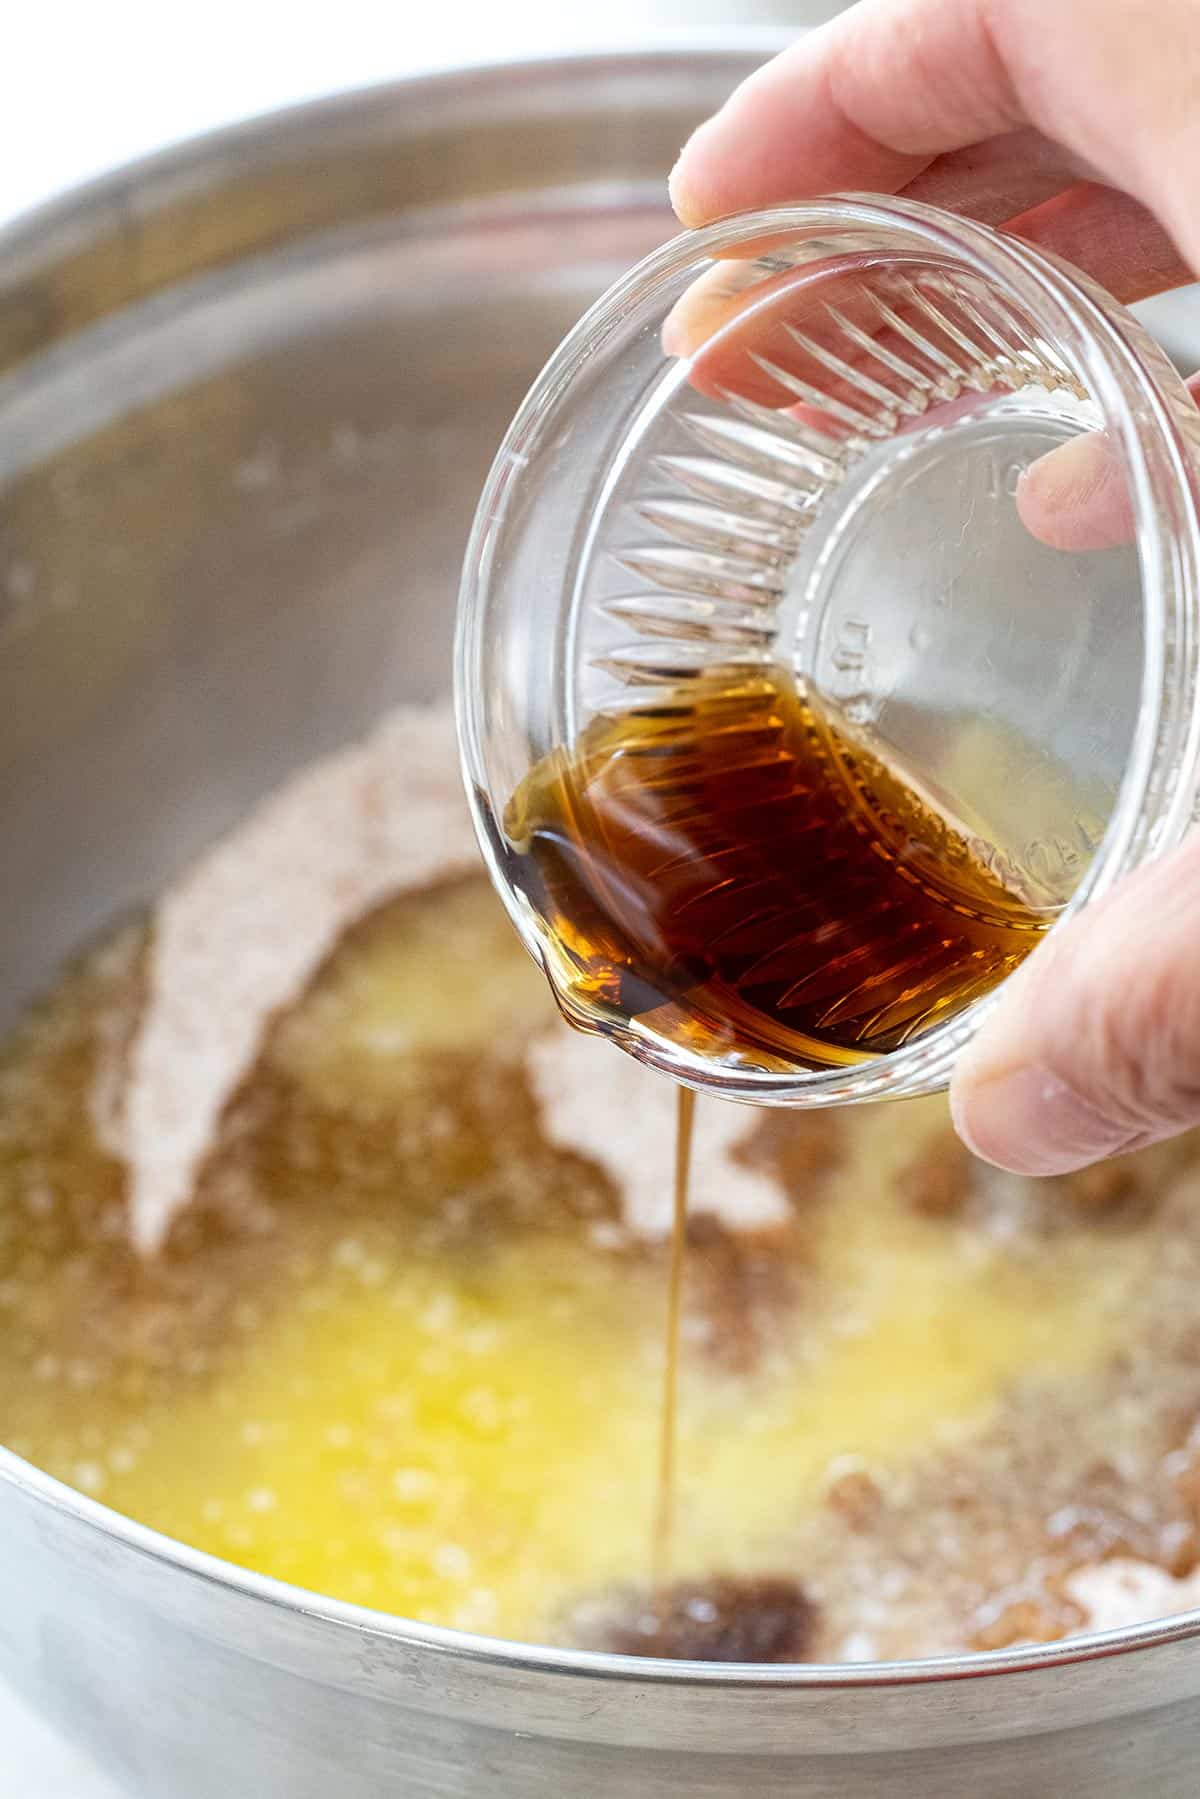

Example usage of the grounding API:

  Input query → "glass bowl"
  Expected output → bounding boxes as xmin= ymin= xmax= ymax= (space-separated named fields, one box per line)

xmin=457 ymin=196 xmax=1200 ymax=1106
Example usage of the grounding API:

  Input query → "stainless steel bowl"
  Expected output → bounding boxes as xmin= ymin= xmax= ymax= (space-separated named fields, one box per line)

xmin=3 ymin=51 xmax=1200 ymax=1799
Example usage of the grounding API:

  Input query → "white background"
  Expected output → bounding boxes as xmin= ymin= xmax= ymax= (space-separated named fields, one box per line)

xmin=0 ymin=0 xmax=842 ymax=228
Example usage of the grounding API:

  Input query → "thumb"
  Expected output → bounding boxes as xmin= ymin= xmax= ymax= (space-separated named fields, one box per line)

xmin=949 ymin=832 xmax=1200 ymax=1176
xmin=1016 ymin=371 xmax=1200 ymax=552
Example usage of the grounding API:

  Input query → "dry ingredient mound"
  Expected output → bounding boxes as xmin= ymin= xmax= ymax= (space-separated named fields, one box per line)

xmin=525 ymin=1027 xmax=791 ymax=1239
xmin=95 ymin=705 xmax=479 ymax=1254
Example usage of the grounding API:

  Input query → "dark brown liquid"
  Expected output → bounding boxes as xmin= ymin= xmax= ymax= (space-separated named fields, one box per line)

xmin=504 ymin=668 xmax=1048 ymax=1072
xmin=506 ymin=666 xmax=1050 ymax=1576
xmin=652 ymin=1084 xmax=694 ymax=1583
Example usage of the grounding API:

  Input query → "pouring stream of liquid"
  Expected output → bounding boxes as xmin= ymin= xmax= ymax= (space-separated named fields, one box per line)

xmin=652 ymin=1084 xmax=694 ymax=1583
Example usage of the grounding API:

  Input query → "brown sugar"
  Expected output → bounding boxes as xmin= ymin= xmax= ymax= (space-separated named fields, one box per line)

xmin=580 ymin=1575 xmax=817 ymax=1662
xmin=897 ymin=1130 xmax=973 ymax=1219
xmin=825 ymin=1468 xmax=884 ymax=1531
xmin=100 ymin=705 xmax=478 ymax=1256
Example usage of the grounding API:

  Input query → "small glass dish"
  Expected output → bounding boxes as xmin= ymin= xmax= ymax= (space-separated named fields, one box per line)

xmin=456 ymin=196 xmax=1200 ymax=1107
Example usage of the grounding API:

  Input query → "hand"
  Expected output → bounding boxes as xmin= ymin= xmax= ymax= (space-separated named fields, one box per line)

xmin=669 ymin=0 xmax=1200 ymax=1177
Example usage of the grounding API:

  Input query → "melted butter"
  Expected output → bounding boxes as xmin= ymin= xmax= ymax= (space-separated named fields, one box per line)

xmin=0 ymin=877 xmax=1155 ymax=1644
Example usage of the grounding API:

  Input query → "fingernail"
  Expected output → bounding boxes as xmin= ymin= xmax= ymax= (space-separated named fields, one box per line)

xmin=668 ymin=119 xmax=718 ymax=227
xmin=950 ymin=1064 xmax=1140 ymax=1176
xmin=667 ymin=145 xmax=694 ymax=221
xmin=661 ymin=303 xmax=688 ymax=358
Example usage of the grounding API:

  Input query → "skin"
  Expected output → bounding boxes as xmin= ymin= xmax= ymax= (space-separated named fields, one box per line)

xmin=669 ymin=0 xmax=1200 ymax=1177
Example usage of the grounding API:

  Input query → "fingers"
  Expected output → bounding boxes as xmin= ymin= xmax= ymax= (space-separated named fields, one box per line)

xmin=668 ymin=1 xmax=1008 ymax=224
xmin=950 ymin=833 xmax=1200 ymax=1175
xmin=661 ymin=260 xmax=906 ymax=409
xmin=663 ymin=177 xmax=1190 ymax=410
xmin=671 ymin=0 xmax=1200 ymax=275
xmin=663 ymin=1 xmax=1200 ymax=1186
xmin=1016 ymin=371 xmax=1200 ymax=551
xmin=1009 ymin=183 xmax=1192 ymax=304
xmin=899 ymin=130 xmax=1091 ymax=225
xmin=1015 ymin=432 xmax=1135 ymax=553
